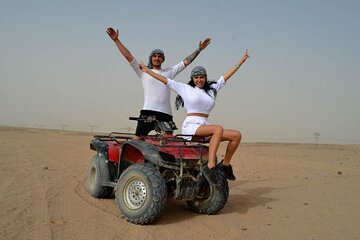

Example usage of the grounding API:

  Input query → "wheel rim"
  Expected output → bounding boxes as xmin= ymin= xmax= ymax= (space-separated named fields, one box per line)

xmin=123 ymin=178 xmax=147 ymax=210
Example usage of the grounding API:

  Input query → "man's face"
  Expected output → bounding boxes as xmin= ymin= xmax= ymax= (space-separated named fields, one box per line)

xmin=151 ymin=54 xmax=164 ymax=68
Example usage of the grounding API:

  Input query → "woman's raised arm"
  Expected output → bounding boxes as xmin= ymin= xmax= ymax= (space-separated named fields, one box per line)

xmin=223 ymin=50 xmax=250 ymax=82
xmin=139 ymin=62 xmax=169 ymax=85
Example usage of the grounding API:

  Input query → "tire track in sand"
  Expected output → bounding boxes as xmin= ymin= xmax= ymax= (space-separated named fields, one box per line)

xmin=14 ymin=146 xmax=53 ymax=240
xmin=74 ymin=177 xmax=121 ymax=219
xmin=74 ymin=178 xmax=142 ymax=239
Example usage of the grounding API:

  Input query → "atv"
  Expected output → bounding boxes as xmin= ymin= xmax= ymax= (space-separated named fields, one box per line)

xmin=87 ymin=116 xmax=229 ymax=225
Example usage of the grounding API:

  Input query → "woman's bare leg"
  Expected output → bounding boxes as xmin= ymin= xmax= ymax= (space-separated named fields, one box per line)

xmin=195 ymin=124 xmax=223 ymax=168
xmin=221 ymin=129 xmax=242 ymax=165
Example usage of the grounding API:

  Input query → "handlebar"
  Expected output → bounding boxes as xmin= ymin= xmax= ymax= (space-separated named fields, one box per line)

xmin=129 ymin=115 xmax=177 ymax=133
xmin=129 ymin=116 xmax=157 ymax=123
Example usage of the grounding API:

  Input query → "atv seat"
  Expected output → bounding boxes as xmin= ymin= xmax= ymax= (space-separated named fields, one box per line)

xmin=191 ymin=136 xmax=210 ymax=143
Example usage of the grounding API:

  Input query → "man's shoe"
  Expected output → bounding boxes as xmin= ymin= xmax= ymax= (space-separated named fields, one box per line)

xmin=217 ymin=161 xmax=236 ymax=181
xmin=200 ymin=164 xmax=220 ymax=186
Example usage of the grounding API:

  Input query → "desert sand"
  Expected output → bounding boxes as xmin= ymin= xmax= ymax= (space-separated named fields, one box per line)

xmin=0 ymin=126 xmax=359 ymax=240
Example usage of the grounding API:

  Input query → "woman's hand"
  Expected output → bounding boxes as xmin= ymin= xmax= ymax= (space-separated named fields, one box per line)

xmin=241 ymin=50 xmax=250 ymax=63
xmin=139 ymin=62 xmax=148 ymax=73
xmin=139 ymin=62 xmax=168 ymax=84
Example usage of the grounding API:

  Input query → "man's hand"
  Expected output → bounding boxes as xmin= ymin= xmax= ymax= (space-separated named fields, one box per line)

xmin=106 ymin=27 xmax=119 ymax=41
xmin=199 ymin=38 xmax=211 ymax=51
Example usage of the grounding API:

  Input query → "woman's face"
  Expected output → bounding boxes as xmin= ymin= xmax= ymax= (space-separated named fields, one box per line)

xmin=193 ymin=75 xmax=206 ymax=89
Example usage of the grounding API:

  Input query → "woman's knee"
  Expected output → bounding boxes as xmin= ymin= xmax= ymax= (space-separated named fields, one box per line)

xmin=214 ymin=125 xmax=224 ymax=135
xmin=238 ymin=130 xmax=242 ymax=140
xmin=233 ymin=130 xmax=242 ymax=142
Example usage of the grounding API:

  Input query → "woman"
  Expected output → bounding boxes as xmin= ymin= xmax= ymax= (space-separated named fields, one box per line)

xmin=139 ymin=50 xmax=250 ymax=186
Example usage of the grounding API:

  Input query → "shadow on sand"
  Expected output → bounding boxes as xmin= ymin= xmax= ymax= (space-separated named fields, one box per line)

xmin=155 ymin=182 xmax=280 ymax=225
xmin=222 ymin=186 xmax=278 ymax=215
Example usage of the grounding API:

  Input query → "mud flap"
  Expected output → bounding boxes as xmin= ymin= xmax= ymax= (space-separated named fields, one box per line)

xmin=91 ymin=139 xmax=113 ymax=187
xmin=97 ymin=154 xmax=112 ymax=186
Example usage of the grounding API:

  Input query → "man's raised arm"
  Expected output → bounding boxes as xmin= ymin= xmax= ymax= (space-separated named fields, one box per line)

xmin=106 ymin=27 xmax=134 ymax=63
xmin=183 ymin=38 xmax=211 ymax=66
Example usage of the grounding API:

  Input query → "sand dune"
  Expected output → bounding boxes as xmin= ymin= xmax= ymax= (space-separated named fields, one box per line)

xmin=0 ymin=126 xmax=359 ymax=240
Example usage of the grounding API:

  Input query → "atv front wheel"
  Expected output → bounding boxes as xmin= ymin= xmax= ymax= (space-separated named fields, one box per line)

xmin=87 ymin=155 xmax=113 ymax=198
xmin=187 ymin=174 xmax=229 ymax=214
xmin=115 ymin=163 xmax=167 ymax=225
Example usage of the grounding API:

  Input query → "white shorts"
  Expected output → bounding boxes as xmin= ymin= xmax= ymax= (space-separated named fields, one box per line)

xmin=181 ymin=116 xmax=209 ymax=140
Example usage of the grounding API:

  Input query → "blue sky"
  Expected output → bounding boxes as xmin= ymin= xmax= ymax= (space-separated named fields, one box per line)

xmin=1 ymin=0 xmax=359 ymax=144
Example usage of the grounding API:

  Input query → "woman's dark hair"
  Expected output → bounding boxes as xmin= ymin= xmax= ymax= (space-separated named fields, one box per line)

xmin=175 ymin=77 xmax=218 ymax=110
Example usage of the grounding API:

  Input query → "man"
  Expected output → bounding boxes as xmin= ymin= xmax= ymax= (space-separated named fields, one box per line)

xmin=106 ymin=27 xmax=210 ymax=139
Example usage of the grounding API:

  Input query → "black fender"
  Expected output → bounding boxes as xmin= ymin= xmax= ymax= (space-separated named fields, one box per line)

xmin=90 ymin=139 xmax=108 ymax=155
xmin=89 ymin=139 xmax=113 ymax=186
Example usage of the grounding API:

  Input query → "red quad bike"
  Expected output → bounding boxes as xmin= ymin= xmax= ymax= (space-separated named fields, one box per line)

xmin=87 ymin=116 xmax=229 ymax=225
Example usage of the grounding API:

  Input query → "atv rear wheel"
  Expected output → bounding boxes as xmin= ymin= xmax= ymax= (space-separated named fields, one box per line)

xmin=115 ymin=163 xmax=167 ymax=225
xmin=187 ymin=174 xmax=229 ymax=214
xmin=87 ymin=155 xmax=113 ymax=198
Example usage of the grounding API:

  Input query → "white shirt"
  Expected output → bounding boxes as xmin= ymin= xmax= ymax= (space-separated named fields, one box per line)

xmin=166 ymin=76 xmax=226 ymax=115
xmin=130 ymin=58 xmax=186 ymax=115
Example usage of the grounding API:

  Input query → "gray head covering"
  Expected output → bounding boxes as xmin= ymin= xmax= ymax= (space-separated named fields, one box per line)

xmin=147 ymin=49 xmax=165 ymax=69
xmin=190 ymin=66 xmax=207 ymax=78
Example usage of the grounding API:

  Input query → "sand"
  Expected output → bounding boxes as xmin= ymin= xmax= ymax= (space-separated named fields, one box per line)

xmin=1 ymin=126 xmax=359 ymax=240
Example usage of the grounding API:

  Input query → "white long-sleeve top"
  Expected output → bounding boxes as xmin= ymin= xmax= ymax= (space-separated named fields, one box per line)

xmin=166 ymin=76 xmax=226 ymax=115
xmin=130 ymin=58 xmax=186 ymax=115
